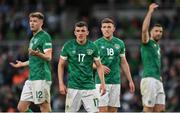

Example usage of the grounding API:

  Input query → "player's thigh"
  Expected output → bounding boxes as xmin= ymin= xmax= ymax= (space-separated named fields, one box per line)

xmin=65 ymin=88 xmax=82 ymax=112
xmin=20 ymin=80 xmax=33 ymax=102
xmin=96 ymin=84 xmax=110 ymax=107
xmin=109 ymin=84 xmax=120 ymax=107
xmin=156 ymin=93 xmax=165 ymax=109
xmin=82 ymin=89 xmax=99 ymax=113
xmin=140 ymin=77 xmax=157 ymax=107
xmin=156 ymin=81 xmax=166 ymax=105
xmin=154 ymin=81 xmax=165 ymax=112
xmin=31 ymin=80 xmax=51 ymax=104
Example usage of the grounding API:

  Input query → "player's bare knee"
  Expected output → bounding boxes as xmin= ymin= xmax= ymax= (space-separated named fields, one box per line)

xmin=143 ymin=106 xmax=154 ymax=112
xmin=159 ymin=107 xmax=165 ymax=112
xmin=108 ymin=106 xmax=118 ymax=112
xmin=154 ymin=106 xmax=165 ymax=112
xmin=17 ymin=103 xmax=26 ymax=112
xmin=39 ymin=101 xmax=51 ymax=112
xmin=17 ymin=104 xmax=22 ymax=112
xmin=99 ymin=106 xmax=108 ymax=112
xmin=161 ymin=107 xmax=165 ymax=112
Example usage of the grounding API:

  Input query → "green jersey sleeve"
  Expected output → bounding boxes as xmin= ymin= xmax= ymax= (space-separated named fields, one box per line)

xmin=93 ymin=44 xmax=100 ymax=61
xmin=43 ymin=34 xmax=52 ymax=52
xmin=120 ymin=41 xmax=125 ymax=57
xmin=60 ymin=42 xmax=69 ymax=60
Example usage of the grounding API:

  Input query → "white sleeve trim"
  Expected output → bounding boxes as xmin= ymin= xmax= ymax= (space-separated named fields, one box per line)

xmin=44 ymin=48 xmax=52 ymax=53
xmin=60 ymin=55 xmax=67 ymax=60
xmin=45 ymin=43 xmax=52 ymax=46
xmin=94 ymin=56 xmax=100 ymax=61
xmin=120 ymin=54 xmax=125 ymax=57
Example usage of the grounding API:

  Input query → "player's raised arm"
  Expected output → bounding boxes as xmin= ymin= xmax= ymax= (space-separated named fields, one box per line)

xmin=142 ymin=3 xmax=158 ymax=44
xmin=10 ymin=60 xmax=29 ymax=68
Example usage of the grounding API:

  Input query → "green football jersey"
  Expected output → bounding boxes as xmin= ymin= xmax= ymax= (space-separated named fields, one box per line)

xmin=94 ymin=36 xmax=125 ymax=84
xmin=61 ymin=39 xmax=100 ymax=90
xmin=141 ymin=39 xmax=161 ymax=80
xmin=29 ymin=30 xmax=52 ymax=81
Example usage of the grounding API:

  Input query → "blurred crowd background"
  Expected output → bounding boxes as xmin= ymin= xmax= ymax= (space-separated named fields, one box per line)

xmin=0 ymin=0 xmax=180 ymax=112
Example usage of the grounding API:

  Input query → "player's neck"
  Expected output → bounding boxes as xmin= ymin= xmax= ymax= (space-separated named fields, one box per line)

xmin=151 ymin=37 xmax=159 ymax=43
xmin=104 ymin=36 xmax=113 ymax=40
xmin=33 ymin=28 xmax=42 ymax=36
xmin=76 ymin=38 xmax=87 ymax=45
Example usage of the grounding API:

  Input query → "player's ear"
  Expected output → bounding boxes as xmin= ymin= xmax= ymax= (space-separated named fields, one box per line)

xmin=101 ymin=26 xmax=103 ymax=32
xmin=40 ymin=19 xmax=43 ymax=27
xmin=113 ymin=26 xmax=115 ymax=32
xmin=86 ymin=30 xmax=89 ymax=35
xmin=150 ymin=29 xmax=153 ymax=37
xmin=74 ymin=30 xmax=76 ymax=35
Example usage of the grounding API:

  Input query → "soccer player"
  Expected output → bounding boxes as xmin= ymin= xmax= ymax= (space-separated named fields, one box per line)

xmin=58 ymin=21 xmax=106 ymax=112
xmin=10 ymin=12 xmax=52 ymax=112
xmin=141 ymin=3 xmax=165 ymax=112
xmin=94 ymin=18 xmax=135 ymax=112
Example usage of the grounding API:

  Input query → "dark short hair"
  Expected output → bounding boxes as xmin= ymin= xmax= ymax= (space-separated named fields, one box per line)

xmin=150 ymin=23 xmax=163 ymax=30
xmin=29 ymin=12 xmax=44 ymax=20
xmin=101 ymin=18 xmax=115 ymax=25
xmin=74 ymin=21 xmax=88 ymax=29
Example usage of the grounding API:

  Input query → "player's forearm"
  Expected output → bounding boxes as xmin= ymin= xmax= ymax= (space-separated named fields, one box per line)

xmin=36 ymin=52 xmax=52 ymax=61
xmin=58 ymin=70 xmax=64 ymax=85
xmin=142 ymin=11 xmax=152 ymax=33
xmin=142 ymin=11 xmax=152 ymax=43
xmin=93 ymin=63 xmax=97 ymax=69
xmin=97 ymin=65 xmax=105 ymax=84
xmin=22 ymin=61 xmax=29 ymax=67
xmin=58 ymin=62 xmax=65 ymax=85
xmin=121 ymin=63 xmax=133 ymax=82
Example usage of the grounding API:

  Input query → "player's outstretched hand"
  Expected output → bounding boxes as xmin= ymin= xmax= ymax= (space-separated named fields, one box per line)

xmin=10 ymin=60 xmax=24 ymax=68
xmin=100 ymin=83 xmax=106 ymax=96
xmin=103 ymin=65 xmax=111 ymax=75
xmin=59 ymin=83 xmax=67 ymax=95
xmin=149 ymin=3 xmax=159 ymax=13
xmin=129 ymin=81 xmax=135 ymax=93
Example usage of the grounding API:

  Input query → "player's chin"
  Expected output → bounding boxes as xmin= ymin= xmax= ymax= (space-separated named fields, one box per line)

xmin=154 ymin=37 xmax=161 ymax=41
xmin=104 ymin=34 xmax=111 ymax=38
xmin=30 ymin=28 xmax=35 ymax=32
xmin=31 ymin=29 xmax=38 ymax=33
xmin=78 ymin=38 xmax=85 ymax=42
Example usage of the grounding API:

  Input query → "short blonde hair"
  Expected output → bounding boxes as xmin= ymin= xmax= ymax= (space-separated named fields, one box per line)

xmin=29 ymin=12 xmax=44 ymax=20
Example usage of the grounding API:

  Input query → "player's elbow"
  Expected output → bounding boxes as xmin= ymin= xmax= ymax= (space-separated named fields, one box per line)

xmin=141 ymin=35 xmax=149 ymax=44
xmin=46 ymin=56 xmax=52 ymax=61
xmin=141 ymin=39 xmax=149 ymax=44
xmin=142 ymin=28 xmax=148 ymax=33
